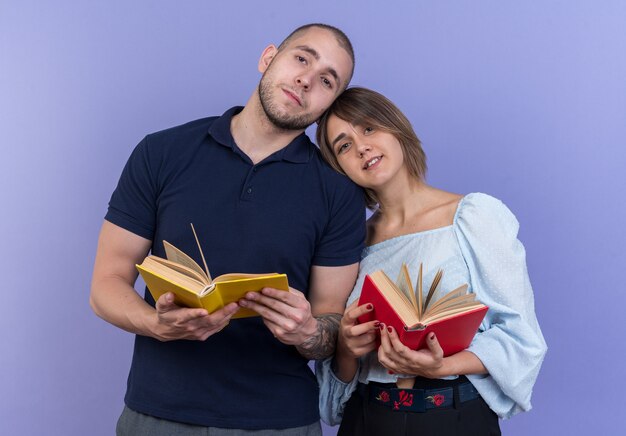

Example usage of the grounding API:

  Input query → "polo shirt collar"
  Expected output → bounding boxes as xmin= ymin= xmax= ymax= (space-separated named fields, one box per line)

xmin=208 ymin=106 xmax=312 ymax=164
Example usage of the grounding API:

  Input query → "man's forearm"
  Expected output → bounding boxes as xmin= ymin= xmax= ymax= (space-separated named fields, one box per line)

xmin=90 ymin=276 xmax=157 ymax=337
xmin=296 ymin=313 xmax=342 ymax=360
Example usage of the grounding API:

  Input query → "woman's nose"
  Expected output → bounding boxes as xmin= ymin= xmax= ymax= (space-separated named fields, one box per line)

xmin=356 ymin=142 xmax=371 ymax=157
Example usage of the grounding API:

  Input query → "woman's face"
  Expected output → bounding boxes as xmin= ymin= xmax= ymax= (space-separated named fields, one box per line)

xmin=325 ymin=114 xmax=405 ymax=190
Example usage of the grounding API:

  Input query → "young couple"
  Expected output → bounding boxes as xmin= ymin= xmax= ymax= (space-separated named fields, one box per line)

xmin=91 ymin=22 xmax=546 ymax=436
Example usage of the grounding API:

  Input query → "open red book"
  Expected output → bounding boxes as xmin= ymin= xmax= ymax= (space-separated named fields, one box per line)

xmin=357 ymin=264 xmax=488 ymax=357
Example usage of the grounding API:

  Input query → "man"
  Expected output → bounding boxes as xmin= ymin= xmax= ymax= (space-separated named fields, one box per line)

xmin=90 ymin=23 xmax=365 ymax=435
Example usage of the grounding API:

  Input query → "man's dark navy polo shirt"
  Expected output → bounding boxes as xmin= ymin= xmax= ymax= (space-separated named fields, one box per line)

xmin=105 ymin=106 xmax=366 ymax=429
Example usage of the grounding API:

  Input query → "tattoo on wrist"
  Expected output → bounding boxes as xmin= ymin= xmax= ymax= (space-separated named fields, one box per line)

xmin=296 ymin=313 xmax=341 ymax=360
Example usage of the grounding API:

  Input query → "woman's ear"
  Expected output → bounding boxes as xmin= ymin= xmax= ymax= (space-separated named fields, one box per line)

xmin=258 ymin=44 xmax=278 ymax=73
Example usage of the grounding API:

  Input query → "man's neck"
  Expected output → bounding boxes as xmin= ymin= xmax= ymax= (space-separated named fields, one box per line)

xmin=230 ymin=93 xmax=304 ymax=165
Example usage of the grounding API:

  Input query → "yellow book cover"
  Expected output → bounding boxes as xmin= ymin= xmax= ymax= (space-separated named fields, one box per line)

xmin=135 ymin=224 xmax=289 ymax=319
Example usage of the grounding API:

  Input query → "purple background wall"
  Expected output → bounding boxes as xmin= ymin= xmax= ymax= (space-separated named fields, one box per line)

xmin=2 ymin=1 xmax=624 ymax=435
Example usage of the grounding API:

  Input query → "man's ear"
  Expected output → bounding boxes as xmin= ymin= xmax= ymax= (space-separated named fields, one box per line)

xmin=258 ymin=44 xmax=278 ymax=73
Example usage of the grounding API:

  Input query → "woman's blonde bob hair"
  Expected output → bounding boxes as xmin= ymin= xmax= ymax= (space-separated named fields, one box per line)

xmin=316 ymin=87 xmax=427 ymax=209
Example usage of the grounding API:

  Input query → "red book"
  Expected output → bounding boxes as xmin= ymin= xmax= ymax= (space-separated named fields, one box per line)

xmin=357 ymin=265 xmax=488 ymax=357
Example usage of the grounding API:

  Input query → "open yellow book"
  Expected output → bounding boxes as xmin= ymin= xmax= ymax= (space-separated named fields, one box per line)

xmin=136 ymin=225 xmax=289 ymax=319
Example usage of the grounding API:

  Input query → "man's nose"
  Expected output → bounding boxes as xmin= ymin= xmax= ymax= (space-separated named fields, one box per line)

xmin=295 ymin=75 xmax=310 ymax=90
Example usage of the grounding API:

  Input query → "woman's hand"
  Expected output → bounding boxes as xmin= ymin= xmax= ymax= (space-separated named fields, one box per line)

xmin=336 ymin=300 xmax=379 ymax=360
xmin=378 ymin=326 xmax=444 ymax=378
xmin=331 ymin=300 xmax=379 ymax=382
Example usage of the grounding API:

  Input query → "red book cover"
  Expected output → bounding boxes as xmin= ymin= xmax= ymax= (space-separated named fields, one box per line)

xmin=357 ymin=274 xmax=488 ymax=357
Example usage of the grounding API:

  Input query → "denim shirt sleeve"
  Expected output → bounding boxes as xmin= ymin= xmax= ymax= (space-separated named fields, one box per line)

xmin=315 ymin=357 xmax=360 ymax=426
xmin=454 ymin=193 xmax=548 ymax=418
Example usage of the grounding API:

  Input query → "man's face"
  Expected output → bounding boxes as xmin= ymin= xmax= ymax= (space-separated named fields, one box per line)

xmin=258 ymin=27 xmax=353 ymax=131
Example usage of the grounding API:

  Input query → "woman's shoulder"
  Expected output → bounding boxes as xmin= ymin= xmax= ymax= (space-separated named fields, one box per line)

xmin=438 ymin=190 xmax=464 ymax=220
xmin=454 ymin=192 xmax=520 ymax=235
xmin=459 ymin=192 xmax=505 ymax=208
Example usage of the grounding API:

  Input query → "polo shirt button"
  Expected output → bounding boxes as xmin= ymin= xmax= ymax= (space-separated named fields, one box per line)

xmin=247 ymin=187 xmax=253 ymax=194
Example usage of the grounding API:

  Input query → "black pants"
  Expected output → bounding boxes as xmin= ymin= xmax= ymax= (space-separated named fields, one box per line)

xmin=338 ymin=377 xmax=501 ymax=436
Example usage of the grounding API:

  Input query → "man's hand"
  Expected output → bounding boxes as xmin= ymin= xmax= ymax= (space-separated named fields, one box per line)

xmin=151 ymin=292 xmax=240 ymax=341
xmin=240 ymin=286 xmax=342 ymax=359
xmin=238 ymin=263 xmax=359 ymax=360
xmin=240 ymin=287 xmax=317 ymax=345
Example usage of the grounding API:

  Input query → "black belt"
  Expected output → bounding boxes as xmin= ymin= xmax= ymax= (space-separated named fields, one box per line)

xmin=358 ymin=380 xmax=480 ymax=413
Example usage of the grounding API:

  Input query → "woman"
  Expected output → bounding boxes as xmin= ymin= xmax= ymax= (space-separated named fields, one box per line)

xmin=315 ymin=87 xmax=547 ymax=435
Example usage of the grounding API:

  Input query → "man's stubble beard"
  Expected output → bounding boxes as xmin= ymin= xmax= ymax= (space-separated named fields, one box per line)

xmin=258 ymin=70 xmax=319 ymax=132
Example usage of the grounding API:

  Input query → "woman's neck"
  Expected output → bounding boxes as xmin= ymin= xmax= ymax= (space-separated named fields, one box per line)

xmin=368 ymin=179 xmax=462 ymax=245
xmin=375 ymin=175 xmax=431 ymax=226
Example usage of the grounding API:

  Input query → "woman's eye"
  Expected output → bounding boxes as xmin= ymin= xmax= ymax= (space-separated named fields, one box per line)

xmin=297 ymin=56 xmax=306 ymax=64
xmin=322 ymin=77 xmax=332 ymax=88
xmin=364 ymin=127 xmax=374 ymax=134
xmin=337 ymin=142 xmax=351 ymax=154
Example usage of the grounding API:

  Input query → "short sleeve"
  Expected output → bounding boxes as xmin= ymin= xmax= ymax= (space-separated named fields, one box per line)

xmin=454 ymin=193 xmax=547 ymax=418
xmin=312 ymin=173 xmax=366 ymax=267
xmin=315 ymin=357 xmax=360 ymax=426
xmin=105 ymin=136 xmax=159 ymax=240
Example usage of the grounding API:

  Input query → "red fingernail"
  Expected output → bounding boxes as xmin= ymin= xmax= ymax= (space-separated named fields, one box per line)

xmin=366 ymin=303 xmax=373 ymax=310
xmin=429 ymin=333 xmax=435 ymax=340
xmin=387 ymin=326 xmax=393 ymax=333
xmin=387 ymin=370 xmax=395 ymax=375
xmin=379 ymin=324 xmax=384 ymax=331
xmin=373 ymin=321 xmax=380 ymax=328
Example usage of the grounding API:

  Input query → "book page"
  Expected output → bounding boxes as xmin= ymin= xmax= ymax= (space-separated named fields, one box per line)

xmin=212 ymin=272 xmax=280 ymax=283
xmin=424 ymin=294 xmax=477 ymax=319
xmin=370 ymin=270 xmax=419 ymax=326
xmin=425 ymin=284 xmax=469 ymax=314
xmin=416 ymin=264 xmax=423 ymax=320
xmin=139 ymin=256 xmax=207 ymax=292
xmin=421 ymin=301 xmax=485 ymax=325
xmin=190 ymin=223 xmax=211 ymax=283
xmin=163 ymin=241 xmax=209 ymax=283
xmin=396 ymin=264 xmax=418 ymax=312
xmin=146 ymin=256 xmax=209 ymax=286
xmin=423 ymin=269 xmax=443 ymax=312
